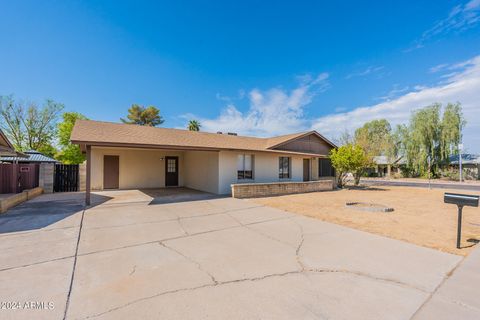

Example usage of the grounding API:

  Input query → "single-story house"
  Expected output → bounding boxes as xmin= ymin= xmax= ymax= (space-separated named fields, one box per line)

xmin=448 ymin=154 xmax=480 ymax=180
xmin=0 ymin=150 xmax=59 ymax=164
xmin=366 ymin=156 xmax=405 ymax=177
xmin=71 ymin=120 xmax=337 ymax=203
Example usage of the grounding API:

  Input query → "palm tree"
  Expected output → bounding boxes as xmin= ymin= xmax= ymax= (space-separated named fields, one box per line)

xmin=188 ymin=120 xmax=201 ymax=131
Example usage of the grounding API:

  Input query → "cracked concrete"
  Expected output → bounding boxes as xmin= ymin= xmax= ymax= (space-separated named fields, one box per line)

xmin=0 ymin=189 xmax=476 ymax=320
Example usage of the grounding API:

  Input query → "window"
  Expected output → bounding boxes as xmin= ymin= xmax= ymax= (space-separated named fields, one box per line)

xmin=319 ymin=158 xmax=334 ymax=177
xmin=279 ymin=157 xmax=291 ymax=179
xmin=167 ymin=158 xmax=176 ymax=173
xmin=237 ymin=154 xmax=253 ymax=179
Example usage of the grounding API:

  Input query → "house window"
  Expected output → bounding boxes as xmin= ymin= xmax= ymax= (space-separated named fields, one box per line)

xmin=237 ymin=154 xmax=253 ymax=179
xmin=319 ymin=158 xmax=334 ymax=177
xmin=279 ymin=157 xmax=291 ymax=179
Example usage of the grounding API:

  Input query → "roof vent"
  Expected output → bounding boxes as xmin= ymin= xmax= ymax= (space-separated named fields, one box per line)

xmin=217 ymin=131 xmax=223 ymax=134
xmin=227 ymin=132 xmax=237 ymax=136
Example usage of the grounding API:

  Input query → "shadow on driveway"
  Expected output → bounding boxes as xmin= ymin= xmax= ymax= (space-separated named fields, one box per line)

xmin=0 ymin=193 xmax=111 ymax=234
xmin=141 ymin=188 xmax=226 ymax=205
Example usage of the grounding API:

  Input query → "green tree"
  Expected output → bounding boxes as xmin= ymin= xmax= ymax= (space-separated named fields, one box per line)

xmin=187 ymin=119 xmax=201 ymax=131
xmin=396 ymin=103 xmax=465 ymax=177
xmin=440 ymin=103 xmax=465 ymax=162
xmin=121 ymin=104 xmax=164 ymax=126
xmin=0 ymin=95 xmax=63 ymax=154
xmin=56 ymin=112 xmax=88 ymax=164
xmin=354 ymin=119 xmax=394 ymax=161
xmin=330 ymin=144 xmax=369 ymax=187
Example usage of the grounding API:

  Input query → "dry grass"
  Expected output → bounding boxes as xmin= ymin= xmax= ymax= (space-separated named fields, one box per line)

xmin=252 ymin=186 xmax=480 ymax=256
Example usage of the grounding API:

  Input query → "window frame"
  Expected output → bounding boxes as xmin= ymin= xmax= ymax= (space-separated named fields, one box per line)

xmin=237 ymin=154 xmax=254 ymax=180
xmin=278 ymin=156 xmax=291 ymax=179
xmin=319 ymin=158 xmax=335 ymax=177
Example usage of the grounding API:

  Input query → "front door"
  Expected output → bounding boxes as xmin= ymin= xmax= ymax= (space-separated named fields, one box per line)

xmin=303 ymin=159 xmax=310 ymax=181
xmin=165 ymin=156 xmax=179 ymax=187
xmin=104 ymin=155 xmax=119 ymax=189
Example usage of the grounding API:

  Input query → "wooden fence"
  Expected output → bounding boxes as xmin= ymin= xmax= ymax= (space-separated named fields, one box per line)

xmin=0 ymin=163 xmax=39 ymax=193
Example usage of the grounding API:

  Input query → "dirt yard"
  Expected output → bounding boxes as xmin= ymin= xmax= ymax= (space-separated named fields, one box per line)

xmin=252 ymin=186 xmax=480 ymax=256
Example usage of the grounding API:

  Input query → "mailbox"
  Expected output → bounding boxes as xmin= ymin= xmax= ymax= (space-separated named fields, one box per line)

xmin=444 ymin=193 xmax=479 ymax=207
xmin=444 ymin=192 xmax=479 ymax=249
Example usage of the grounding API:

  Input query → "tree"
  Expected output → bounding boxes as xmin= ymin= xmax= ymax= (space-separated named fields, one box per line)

xmin=121 ymin=104 xmax=164 ymax=126
xmin=0 ymin=95 xmax=63 ymax=156
xmin=330 ymin=144 xmax=369 ymax=187
xmin=337 ymin=129 xmax=354 ymax=146
xmin=56 ymin=112 xmax=88 ymax=164
xmin=396 ymin=103 xmax=465 ymax=177
xmin=187 ymin=120 xmax=201 ymax=131
xmin=440 ymin=103 xmax=465 ymax=162
xmin=354 ymin=119 xmax=394 ymax=161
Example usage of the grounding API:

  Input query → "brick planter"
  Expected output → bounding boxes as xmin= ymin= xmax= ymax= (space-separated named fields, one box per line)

xmin=231 ymin=179 xmax=334 ymax=199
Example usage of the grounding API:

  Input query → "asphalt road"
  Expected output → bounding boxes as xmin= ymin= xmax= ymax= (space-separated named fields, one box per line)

xmin=362 ymin=179 xmax=480 ymax=192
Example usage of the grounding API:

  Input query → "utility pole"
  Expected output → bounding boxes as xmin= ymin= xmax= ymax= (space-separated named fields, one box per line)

xmin=428 ymin=154 xmax=431 ymax=189
xmin=459 ymin=120 xmax=463 ymax=183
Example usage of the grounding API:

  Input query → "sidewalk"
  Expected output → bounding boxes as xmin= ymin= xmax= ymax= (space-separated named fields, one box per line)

xmin=414 ymin=244 xmax=480 ymax=319
xmin=362 ymin=177 xmax=480 ymax=186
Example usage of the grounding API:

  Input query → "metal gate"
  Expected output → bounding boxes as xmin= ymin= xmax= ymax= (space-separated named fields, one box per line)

xmin=54 ymin=164 xmax=79 ymax=192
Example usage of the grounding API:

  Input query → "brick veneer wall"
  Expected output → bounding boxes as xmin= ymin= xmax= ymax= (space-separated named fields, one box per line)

xmin=231 ymin=179 xmax=334 ymax=199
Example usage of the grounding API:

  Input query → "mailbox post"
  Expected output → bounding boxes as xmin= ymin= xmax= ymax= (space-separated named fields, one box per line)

xmin=444 ymin=193 xmax=479 ymax=249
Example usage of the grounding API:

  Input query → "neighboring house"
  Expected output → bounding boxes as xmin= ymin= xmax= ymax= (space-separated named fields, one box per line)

xmin=71 ymin=120 xmax=336 ymax=200
xmin=0 ymin=129 xmax=16 ymax=156
xmin=0 ymin=130 xmax=31 ymax=194
xmin=0 ymin=150 xmax=59 ymax=164
xmin=367 ymin=156 xmax=405 ymax=177
xmin=448 ymin=154 xmax=480 ymax=180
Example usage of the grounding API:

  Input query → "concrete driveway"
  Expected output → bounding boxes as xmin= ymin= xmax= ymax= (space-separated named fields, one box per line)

xmin=0 ymin=188 xmax=472 ymax=319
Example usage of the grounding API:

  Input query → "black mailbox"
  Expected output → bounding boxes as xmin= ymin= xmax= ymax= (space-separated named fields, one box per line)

xmin=444 ymin=192 xmax=479 ymax=249
xmin=444 ymin=193 xmax=479 ymax=207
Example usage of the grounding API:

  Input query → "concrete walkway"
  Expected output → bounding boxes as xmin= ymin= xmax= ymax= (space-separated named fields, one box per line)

xmin=413 ymin=242 xmax=480 ymax=319
xmin=0 ymin=189 xmax=476 ymax=319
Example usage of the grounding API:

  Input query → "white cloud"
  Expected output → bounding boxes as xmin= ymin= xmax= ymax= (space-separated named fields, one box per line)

xmin=375 ymin=85 xmax=410 ymax=101
xmin=407 ymin=0 xmax=480 ymax=51
xmin=196 ymin=73 xmax=329 ymax=136
xmin=311 ymin=55 xmax=480 ymax=153
xmin=345 ymin=66 xmax=384 ymax=79
xmin=429 ymin=63 xmax=449 ymax=73
xmin=190 ymin=55 xmax=480 ymax=153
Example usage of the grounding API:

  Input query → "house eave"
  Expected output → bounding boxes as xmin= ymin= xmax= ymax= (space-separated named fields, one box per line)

xmin=73 ymin=140 xmax=329 ymax=158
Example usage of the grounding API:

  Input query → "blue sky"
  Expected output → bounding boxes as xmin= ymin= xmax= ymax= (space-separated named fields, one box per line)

xmin=1 ymin=1 xmax=480 ymax=151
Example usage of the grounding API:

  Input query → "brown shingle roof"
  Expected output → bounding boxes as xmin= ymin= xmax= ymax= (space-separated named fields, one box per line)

xmin=71 ymin=120 xmax=332 ymax=156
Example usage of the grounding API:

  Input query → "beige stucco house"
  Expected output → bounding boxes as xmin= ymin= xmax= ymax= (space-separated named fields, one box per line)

xmin=71 ymin=120 xmax=336 ymax=203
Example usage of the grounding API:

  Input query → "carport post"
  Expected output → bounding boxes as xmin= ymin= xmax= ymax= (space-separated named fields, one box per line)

xmin=86 ymin=145 xmax=91 ymax=206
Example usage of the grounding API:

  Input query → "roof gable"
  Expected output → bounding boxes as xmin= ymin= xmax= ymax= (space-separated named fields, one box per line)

xmin=0 ymin=129 xmax=14 ymax=150
xmin=267 ymin=131 xmax=336 ymax=155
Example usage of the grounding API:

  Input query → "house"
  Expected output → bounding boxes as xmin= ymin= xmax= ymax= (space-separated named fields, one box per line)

xmin=0 ymin=129 xmax=16 ymax=156
xmin=71 ymin=120 xmax=336 ymax=203
xmin=0 ymin=150 xmax=59 ymax=164
xmin=0 ymin=130 xmax=31 ymax=194
xmin=448 ymin=154 xmax=480 ymax=180
xmin=367 ymin=156 xmax=405 ymax=177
